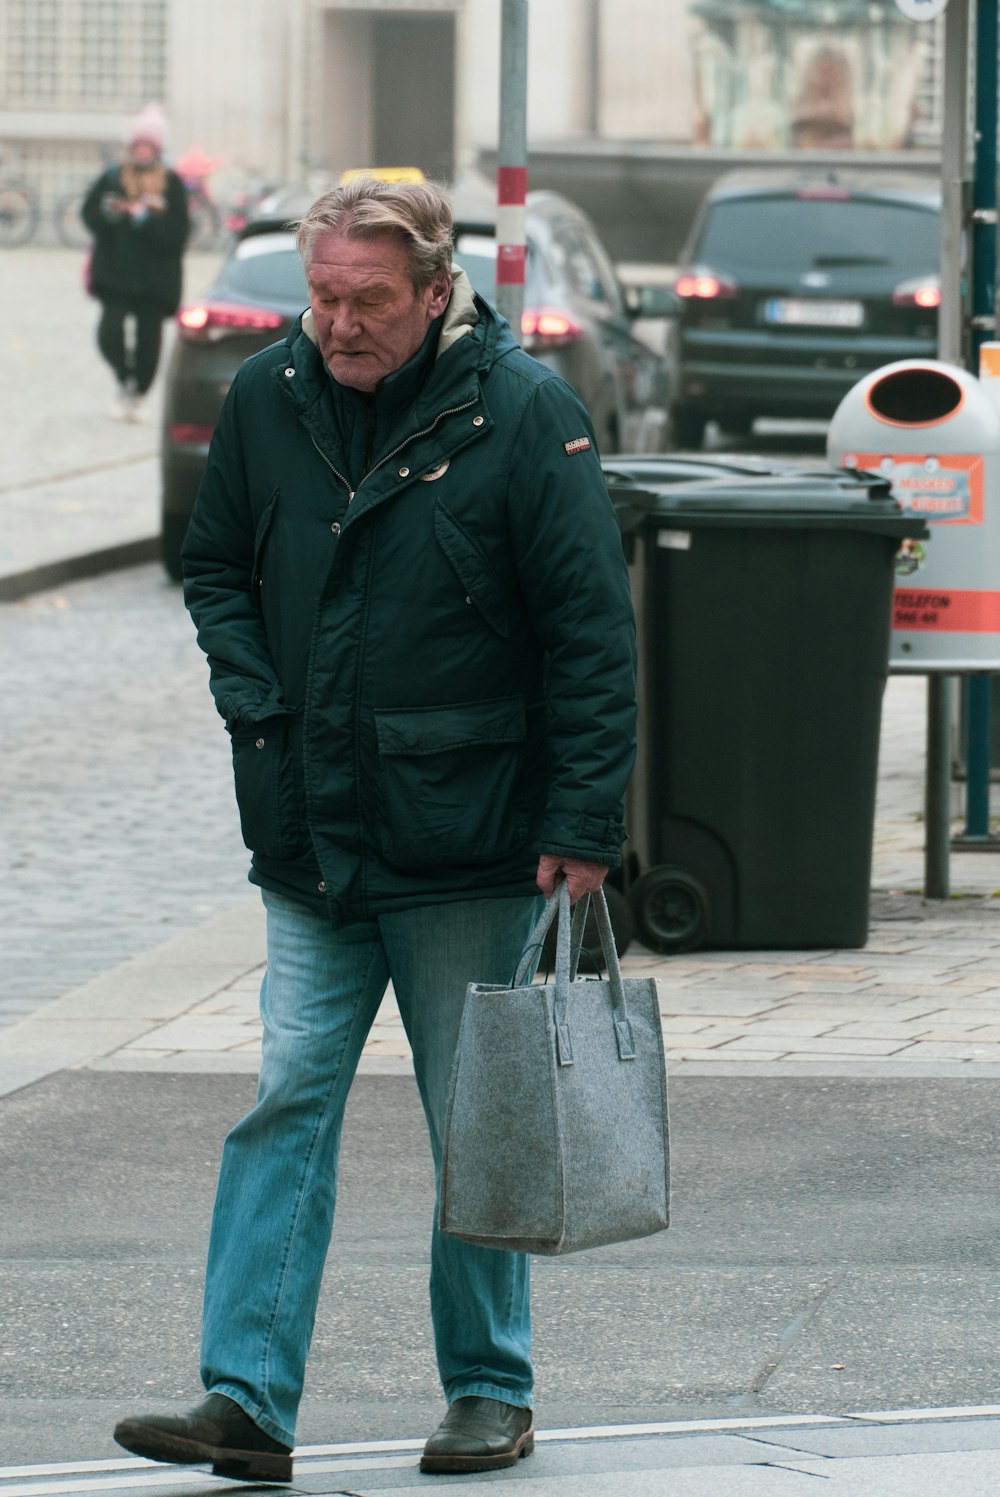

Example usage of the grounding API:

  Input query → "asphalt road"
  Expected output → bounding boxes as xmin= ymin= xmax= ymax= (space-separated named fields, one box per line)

xmin=2 ymin=1070 xmax=998 ymax=1466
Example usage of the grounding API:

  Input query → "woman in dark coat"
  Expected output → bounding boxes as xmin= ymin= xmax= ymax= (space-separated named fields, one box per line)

xmin=82 ymin=104 xmax=190 ymax=420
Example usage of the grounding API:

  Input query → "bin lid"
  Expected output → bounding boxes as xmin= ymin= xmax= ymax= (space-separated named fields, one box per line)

xmin=607 ymin=466 xmax=929 ymax=538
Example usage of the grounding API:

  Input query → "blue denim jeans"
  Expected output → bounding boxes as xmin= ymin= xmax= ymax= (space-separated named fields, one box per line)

xmin=200 ymin=888 xmax=543 ymax=1447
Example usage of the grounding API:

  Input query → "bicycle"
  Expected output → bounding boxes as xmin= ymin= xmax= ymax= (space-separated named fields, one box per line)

xmin=54 ymin=184 xmax=91 ymax=248
xmin=0 ymin=153 xmax=39 ymax=246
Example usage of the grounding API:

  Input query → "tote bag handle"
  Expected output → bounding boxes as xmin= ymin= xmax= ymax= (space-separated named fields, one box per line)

xmin=514 ymin=882 xmax=636 ymax=1064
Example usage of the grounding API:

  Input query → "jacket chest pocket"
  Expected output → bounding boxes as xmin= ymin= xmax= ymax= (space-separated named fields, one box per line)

xmin=434 ymin=505 xmax=510 ymax=637
xmin=373 ymin=696 xmax=528 ymax=870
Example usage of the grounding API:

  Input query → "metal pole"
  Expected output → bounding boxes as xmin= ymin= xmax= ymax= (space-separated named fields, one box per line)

xmin=938 ymin=0 xmax=971 ymax=367
xmin=585 ymin=0 xmax=601 ymax=136
xmin=956 ymin=0 xmax=999 ymax=846
xmin=926 ymin=675 xmax=953 ymax=897
xmin=495 ymin=0 xmax=528 ymax=337
xmin=925 ymin=0 xmax=973 ymax=896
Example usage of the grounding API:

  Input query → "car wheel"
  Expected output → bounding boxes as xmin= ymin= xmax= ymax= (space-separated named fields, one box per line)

xmin=629 ymin=866 xmax=709 ymax=953
xmin=161 ymin=515 xmax=188 ymax=583
xmin=671 ymin=406 xmax=707 ymax=450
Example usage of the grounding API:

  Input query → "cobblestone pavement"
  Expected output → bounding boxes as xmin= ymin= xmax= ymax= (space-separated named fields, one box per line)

xmin=1 ymin=565 xmax=249 ymax=1024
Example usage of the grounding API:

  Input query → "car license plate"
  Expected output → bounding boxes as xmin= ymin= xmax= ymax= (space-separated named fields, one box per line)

xmin=765 ymin=298 xmax=864 ymax=328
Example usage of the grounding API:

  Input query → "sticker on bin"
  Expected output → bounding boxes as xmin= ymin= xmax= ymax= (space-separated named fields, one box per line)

xmin=893 ymin=588 xmax=1000 ymax=633
xmin=656 ymin=530 xmax=692 ymax=550
xmin=842 ymin=452 xmax=984 ymax=525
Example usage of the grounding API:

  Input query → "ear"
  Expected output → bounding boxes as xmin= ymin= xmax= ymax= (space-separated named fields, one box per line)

xmin=425 ymin=271 xmax=452 ymax=320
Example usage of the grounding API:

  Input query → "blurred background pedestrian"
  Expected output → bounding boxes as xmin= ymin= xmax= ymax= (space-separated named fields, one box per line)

xmin=81 ymin=103 xmax=190 ymax=421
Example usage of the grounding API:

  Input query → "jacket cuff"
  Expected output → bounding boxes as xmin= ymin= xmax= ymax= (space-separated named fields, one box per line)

xmin=540 ymin=813 xmax=627 ymax=868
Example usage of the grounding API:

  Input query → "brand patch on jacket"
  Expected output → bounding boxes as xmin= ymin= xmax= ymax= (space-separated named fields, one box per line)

xmin=564 ymin=436 xmax=592 ymax=455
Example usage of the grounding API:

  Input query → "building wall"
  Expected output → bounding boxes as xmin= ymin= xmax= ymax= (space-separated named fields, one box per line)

xmin=600 ymin=0 xmax=693 ymax=141
xmin=167 ymin=0 xmax=289 ymax=182
xmin=456 ymin=0 xmax=693 ymax=158
xmin=0 ymin=0 xmax=946 ymax=241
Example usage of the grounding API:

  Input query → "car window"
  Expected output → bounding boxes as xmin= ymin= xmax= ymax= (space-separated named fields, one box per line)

xmin=549 ymin=222 xmax=621 ymax=311
xmin=223 ymin=232 xmax=309 ymax=301
xmin=452 ymin=232 xmax=545 ymax=303
xmin=696 ymin=196 xmax=939 ymax=273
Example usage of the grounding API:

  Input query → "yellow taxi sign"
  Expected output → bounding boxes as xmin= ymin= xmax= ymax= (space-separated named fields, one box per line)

xmin=340 ymin=166 xmax=426 ymax=185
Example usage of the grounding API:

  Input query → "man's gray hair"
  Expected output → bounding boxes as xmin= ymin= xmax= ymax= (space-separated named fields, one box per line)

xmin=295 ymin=176 xmax=454 ymax=291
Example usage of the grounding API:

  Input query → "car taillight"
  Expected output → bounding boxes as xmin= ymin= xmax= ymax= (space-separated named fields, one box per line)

xmin=892 ymin=277 xmax=941 ymax=310
xmin=796 ymin=186 xmax=852 ymax=200
xmin=168 ymin=423 xmax=215 ymax=445
xmin=176 ymin=301 xmax=285 ymax=340
xmin=673 ymin=269 xmax=739 ymax=300
xmin=520 ymin=306 xmax=584 ymax=349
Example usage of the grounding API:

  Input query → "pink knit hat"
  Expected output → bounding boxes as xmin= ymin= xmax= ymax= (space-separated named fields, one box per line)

xmin=127 ymin=103 xmax=167 ymax=153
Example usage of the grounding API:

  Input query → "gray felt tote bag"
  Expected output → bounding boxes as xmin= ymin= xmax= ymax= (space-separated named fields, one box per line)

xmin=439 ymin=882 xmax=670 ymax=1255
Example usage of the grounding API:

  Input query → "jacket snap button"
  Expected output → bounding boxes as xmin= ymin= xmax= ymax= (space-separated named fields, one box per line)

xmin=398 ymin=466 xmax=410 ymax=477
xmin=284 ymin=367 xmax=295 ymax=378
xmin=255 ymin=738 xmax=265 ymax=749
xmin=330 ymin=521 xmax=341 ymax=534
xmin=472 ymin=415 xmax=484 ymax=427
xmin=465 ymin=595 xmax=473 ymax=605
xmin=318 ymin=880 xmax=327 ymax=893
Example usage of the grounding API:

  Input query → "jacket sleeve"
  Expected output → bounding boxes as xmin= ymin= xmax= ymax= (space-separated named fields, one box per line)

xmin=81 ymin=170 xmax=113 ymax=236
xmin=505 ymin=375 xmax=637 ymax=866
xmin=182 ymin=372 xmax=292 ymax=729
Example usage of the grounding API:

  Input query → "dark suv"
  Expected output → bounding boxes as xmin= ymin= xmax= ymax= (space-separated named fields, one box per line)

xmin=667 ymin=175 xmax=940 ymax=448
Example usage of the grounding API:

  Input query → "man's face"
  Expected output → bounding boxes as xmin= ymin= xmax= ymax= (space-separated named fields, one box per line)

xmin=307 ymin=229 xmax=451 ymax=393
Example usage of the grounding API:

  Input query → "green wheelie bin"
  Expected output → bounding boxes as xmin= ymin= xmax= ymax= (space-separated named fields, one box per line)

xmin=604 ymin=463 xmax=928 ymax=952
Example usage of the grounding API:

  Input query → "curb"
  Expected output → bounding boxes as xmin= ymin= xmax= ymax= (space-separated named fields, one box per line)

xmin=0 ymin=897 xmax=264 ymax=1100
xmin=0 ymin=535 xmax=161 ymax=603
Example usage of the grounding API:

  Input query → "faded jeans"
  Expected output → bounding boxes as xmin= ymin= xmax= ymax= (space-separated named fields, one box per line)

xmin=200 ymin=888 xmax=543 ymax=1447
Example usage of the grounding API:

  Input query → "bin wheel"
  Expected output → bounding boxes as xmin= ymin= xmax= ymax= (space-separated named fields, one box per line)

xmin=541 ymin=882 xmax=634 ymax=973
xmin=630 ymin=867 xmax=709 ymax=953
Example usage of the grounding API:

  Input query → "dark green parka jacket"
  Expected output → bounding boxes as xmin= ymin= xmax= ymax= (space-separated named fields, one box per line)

xmin=183 ymin=271 xmax=637 ymax=923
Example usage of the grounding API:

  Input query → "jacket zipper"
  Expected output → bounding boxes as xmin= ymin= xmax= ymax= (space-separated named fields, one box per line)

xmin=310 ymin=395 xmax=478 ymax=505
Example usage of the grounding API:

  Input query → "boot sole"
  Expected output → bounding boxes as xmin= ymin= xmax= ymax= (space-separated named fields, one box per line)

xmin=419 ymin=1428 xmax=534 ymax=1474
xmin=113 ymin=1419 xmax=292 ymax=1483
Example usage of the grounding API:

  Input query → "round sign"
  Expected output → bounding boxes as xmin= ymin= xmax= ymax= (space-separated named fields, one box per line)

xmin=894 ymin=0 xmax=949 ymax=20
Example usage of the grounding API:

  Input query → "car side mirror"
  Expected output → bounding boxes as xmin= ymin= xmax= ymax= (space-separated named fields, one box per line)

xmin=623 ymin=283 xmax=681 ymax=319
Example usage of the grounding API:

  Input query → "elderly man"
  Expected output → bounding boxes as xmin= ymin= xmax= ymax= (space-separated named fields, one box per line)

xmin=114 ymin=177 xmax=636 ymax=1484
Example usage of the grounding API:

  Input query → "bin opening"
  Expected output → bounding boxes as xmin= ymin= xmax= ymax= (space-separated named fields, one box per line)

xmin=865 ymin=367 xmax=963 ymax=426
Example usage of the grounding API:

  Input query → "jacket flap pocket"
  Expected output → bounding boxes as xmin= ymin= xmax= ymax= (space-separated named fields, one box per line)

xmin=375 ymin=696 xmax=526 ymax=756
xmin=434 ymin=506 xmax=509 ymax=637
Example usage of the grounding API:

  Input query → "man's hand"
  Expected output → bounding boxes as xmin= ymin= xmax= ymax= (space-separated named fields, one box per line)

xmin=536 ymin=854 xmax=609 ymax=904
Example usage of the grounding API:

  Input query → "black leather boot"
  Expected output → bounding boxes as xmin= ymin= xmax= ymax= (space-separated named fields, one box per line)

xmin=113 ymin=1391 xmax=292 ymax=1483
xmin=420 ymin=1395 xmax=534 ymax=1473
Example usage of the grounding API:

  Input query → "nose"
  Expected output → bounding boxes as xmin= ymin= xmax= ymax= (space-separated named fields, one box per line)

xmin=329 ymin=302 xmax=362 ymax=341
